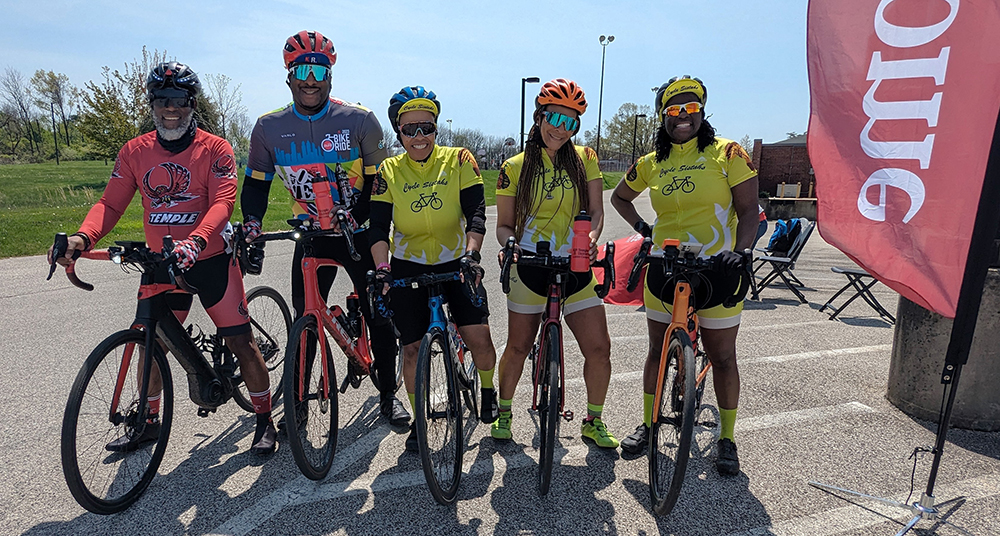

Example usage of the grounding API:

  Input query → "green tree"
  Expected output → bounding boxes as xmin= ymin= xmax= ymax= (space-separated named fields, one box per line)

xmin=30 ymin=70 xmax=75 ymax=145
xmin=77 ymin=66 xmax=140 ymax=161
xmin=582 ymin=102 xmax=657 ymax=164
xmin=1 ymin=67 xmax=41 ymax=157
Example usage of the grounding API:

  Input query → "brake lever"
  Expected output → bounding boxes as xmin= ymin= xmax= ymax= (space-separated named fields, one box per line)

xmin=337 ymin=210 xmax=361 ymax=261
xmin=48 ymin=233 xmax=69 ymax=280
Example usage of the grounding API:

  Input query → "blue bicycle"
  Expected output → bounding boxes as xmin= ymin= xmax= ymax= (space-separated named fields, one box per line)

xmin=369 ymin=260 xmax=481 ymax=505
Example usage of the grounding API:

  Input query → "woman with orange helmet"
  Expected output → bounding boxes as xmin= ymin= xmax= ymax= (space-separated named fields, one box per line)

xmin=492 ymin=79 xmax=619 ymax=449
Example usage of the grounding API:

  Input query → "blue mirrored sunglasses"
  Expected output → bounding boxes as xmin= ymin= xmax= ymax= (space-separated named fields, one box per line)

xmin=542 ymin=110 xmax=579 ymax=131
xmin=290 ymin=64 xmax=331 ymax=82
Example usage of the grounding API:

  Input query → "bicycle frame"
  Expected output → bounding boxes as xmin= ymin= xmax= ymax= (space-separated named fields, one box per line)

xmin=650 ymin=282 xmax=709 ymax=425
xmin=533 ymin=275 xmax=568 ymax=419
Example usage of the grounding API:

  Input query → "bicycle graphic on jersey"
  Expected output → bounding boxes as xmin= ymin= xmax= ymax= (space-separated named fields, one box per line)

xmin=660 ymin=176 xmax=696 ymax=196
xmin=542 ymin=174 xmax=574 ymax=200
xmin=411 ymin=192 xmax=444 ymax=213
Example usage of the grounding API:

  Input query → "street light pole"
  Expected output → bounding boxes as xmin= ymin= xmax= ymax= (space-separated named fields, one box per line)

xmin=446 ymin=119 xmax=453 ymax=146
xmin=596 ymin=34 xmax=614 ymax=161
xmin=631 ymin=113 xmax=647 ymax=165
xmin=520 ymin=77 xmax=540 ymax=152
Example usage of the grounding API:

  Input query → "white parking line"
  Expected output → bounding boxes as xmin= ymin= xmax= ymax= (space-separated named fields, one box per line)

xmin=727 ymin=474 xmax=1000 ymax=536
xmin=563 ymin=345 xmax=890 ymax=387
xmin=209 ymin=402 xmax=879 ymax=535
xmin=208 ymin=424 xmax=392 ymax=536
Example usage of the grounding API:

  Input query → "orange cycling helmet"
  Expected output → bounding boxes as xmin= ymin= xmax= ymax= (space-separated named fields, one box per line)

xmin=283 ymin=30 xmax=337 ymax=68
xmin=535 ymin=79 xmax=588 ymax=115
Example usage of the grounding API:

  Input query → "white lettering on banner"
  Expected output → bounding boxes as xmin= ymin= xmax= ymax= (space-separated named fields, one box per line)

xmin=874 ymin=0 xmax=960 ymax=48
xmin=858 ymin=168 xmax=925 ymax=223
xmin=857 ymin=0 xmax=958 ymax=223
xmin=861 ymin=47 xmax=950 ymax=170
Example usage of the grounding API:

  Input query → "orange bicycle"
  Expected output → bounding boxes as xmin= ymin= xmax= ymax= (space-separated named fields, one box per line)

xmin=626 ymin=238 xmax=750 ymax=515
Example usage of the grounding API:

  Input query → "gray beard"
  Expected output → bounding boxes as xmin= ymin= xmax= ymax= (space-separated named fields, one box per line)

xmin=153 ymin=109 xmax=194 ymax=140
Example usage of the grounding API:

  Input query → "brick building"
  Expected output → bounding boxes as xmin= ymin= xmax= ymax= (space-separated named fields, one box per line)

xmin=752 ymin=133 xmax=815 ymax=198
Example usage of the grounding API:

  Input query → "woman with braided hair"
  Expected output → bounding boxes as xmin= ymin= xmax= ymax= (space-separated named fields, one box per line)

xmin=492 ymin=79 xmax=619 ymax=449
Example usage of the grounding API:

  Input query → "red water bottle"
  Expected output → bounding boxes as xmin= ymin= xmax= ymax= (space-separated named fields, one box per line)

xmin=313 ymin=175 xmax=335 ymax=230
xmin=570 ymin=213 xmax=592 ymax=273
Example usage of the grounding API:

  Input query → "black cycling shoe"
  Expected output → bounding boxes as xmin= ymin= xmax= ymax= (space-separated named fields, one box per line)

xmin=619 ymin=423 xmax=649 ymax=455
xmin=381 ymin=394 xmax=411 ymax=427
xmin=480 ymin=388 xmax=499 ymax=424
xmin=716 ymin=438 xmax=740 ymax=476
xmin=250 ymin=415 xmax=278 ymax=455
xmin=405 ymin=423 xmax=419 ymax=453
xmin=106 ymin=419 xmax=160 ymax=452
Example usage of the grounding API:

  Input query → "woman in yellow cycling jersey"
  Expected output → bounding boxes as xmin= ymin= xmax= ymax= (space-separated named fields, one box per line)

xmin=610 ymin=76 xmax=759 ymax=475
xmin=493 ymin=79 xmax=619 ymax=449
xmin=369 ymin=86 xmax=499 ymax=452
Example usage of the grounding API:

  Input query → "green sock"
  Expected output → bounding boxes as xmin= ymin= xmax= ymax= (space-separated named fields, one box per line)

xmin=408 ymin=392 xmax=416 ymax=413
xmin=719 ymin=407 xmax=737 ymax=441
xmin=477 ymin=367 xmax=495 ymax=389
xmin=643 ymin=392 xmax=655 ymax=428
xmin=498 ymin=397 xmax=512 ymax=413
xmin=587 ymin=403 xmax=603 ymax=420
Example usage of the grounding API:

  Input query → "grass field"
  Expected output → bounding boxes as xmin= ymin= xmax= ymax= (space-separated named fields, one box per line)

xmin=0 ymin=161 xmax=622 ymax=259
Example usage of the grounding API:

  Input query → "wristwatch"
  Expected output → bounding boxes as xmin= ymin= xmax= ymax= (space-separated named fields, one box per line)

xmin=464 ymin=250 xmax=482 ymax=262
xmin=191 ymin=235 xmax=207 ymax=250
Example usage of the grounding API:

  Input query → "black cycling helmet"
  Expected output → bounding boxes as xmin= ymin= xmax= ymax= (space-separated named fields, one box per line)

xmin=146 ymin=61 xmax=202 ymax=102
xmin=387 ymin=86 xmax=441 ymax=133
xmin=655 ymin=75 xmax=708 ymax=117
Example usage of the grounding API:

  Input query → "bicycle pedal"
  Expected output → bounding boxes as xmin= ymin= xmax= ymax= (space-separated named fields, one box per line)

xmin=562 ymin=410 xmax=574 ymax=422
xmin=197 ymin=407 xmax=216 ymax=418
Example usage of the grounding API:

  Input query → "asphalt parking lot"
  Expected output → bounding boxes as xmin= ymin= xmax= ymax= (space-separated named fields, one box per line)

xmin=1 ymin=190 xmax=997 ymax=535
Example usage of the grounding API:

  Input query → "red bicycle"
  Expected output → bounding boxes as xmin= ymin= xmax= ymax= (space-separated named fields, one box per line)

xmin=498 ymin=237 xmax=615 ymax=495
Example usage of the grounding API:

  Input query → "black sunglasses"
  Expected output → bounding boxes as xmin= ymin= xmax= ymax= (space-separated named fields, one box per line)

xmin=151 ymin=97 xmax=192 ymax=109
xmin=399 ymin=122 xmax=436 ymax=138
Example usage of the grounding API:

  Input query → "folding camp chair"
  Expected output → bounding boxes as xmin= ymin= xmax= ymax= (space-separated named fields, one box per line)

xmin=750 ymin=219 xmax=815 ymax=303
xmin=819 ymin=266 xmax=896 ymax=323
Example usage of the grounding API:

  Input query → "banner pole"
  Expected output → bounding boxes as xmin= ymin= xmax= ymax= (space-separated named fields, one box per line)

xmin=924 ymin=106 xmax=1000 ymax=498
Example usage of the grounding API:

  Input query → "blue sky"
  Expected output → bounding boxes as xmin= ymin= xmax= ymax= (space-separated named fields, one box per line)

xmin=1 ymin=0 xmax=809 ymax=144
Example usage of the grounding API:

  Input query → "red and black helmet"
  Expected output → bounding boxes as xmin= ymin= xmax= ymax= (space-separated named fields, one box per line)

xmin=535 ymin=79 xmax=588 ymax=115
xmin=283 ymin=30 xmax=337 ymax=68
xmin=146 ymin=62 xmax=201 ymax=102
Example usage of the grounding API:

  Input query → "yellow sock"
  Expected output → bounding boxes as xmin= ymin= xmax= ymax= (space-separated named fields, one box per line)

xmin=643 ymin=392 xmax=654 ymax=428
xmin=408 ymin=392 xmax=416 ymax=413
xmin=498 ymin=397 xmax=512 ymax=413
xmin=719 ymin=407 xmax=737 ymax=441
xmin=477 ymin=367 xmax=495 ymax=389
xmin=586 ymin=403 xmax=603 ymax=420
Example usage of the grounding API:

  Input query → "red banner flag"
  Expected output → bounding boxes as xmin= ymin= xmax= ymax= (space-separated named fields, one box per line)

xmin=807 ymin=0 xmax=1000 ymax=318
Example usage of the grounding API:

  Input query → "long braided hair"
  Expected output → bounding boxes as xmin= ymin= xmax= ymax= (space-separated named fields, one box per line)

xmin=655 ymin=118 xmax=717 ymax=162
xmin=513 ymin=112 xmax=590 ymax=243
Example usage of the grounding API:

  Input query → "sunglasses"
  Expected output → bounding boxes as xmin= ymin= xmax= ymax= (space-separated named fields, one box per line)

xmin=151 ymin=97 xmax=192 ymax=109
xmin=289 ymin=64 xmax=331 ymax=82
xmin=663 ymin=101 xmax=703 ymax=117
xmin=399 ymin=121 xmax=437 ymax=138
xmin=541 ymin=110 xmax=579 ymax=131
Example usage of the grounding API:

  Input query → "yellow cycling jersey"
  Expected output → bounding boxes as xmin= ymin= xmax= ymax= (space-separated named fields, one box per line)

xmin=496 ymin=145 xmax=602 ymax=255
xmin=372 ymin=145 xmax=482 ymax=264
xmin=624 ymin=138 xmax=757 ymax=257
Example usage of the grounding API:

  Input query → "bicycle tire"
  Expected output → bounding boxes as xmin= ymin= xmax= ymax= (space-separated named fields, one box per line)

xmin=233 ymin=286 xmax=292 ymax=410
xmin=283 ymin=315 xmax=338 ymax=480
xmin=430 ymin=196 xmax=443 ymax=210
xmin=649 ymin=330 xmax=696 ymax=516
xmin=454 ymin=326 xmax=479 ymax=418
xmin=61 ymin=329 xmax=174 ymax=514
xmin=414 ymin=328 xmax=463 ymax=505
xmin=537 ymin=323 xmax=560 ymax=496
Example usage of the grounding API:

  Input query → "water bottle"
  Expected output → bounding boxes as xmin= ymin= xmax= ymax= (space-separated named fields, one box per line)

xmin=570 ymin=213 xmax=592 ymax=273
xmin=312 ymin=174 xmax=335 ymax=230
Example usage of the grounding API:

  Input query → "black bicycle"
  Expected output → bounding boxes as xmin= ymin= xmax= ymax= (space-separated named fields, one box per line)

xmin=51 ymin=233 xmax=291 ymax=514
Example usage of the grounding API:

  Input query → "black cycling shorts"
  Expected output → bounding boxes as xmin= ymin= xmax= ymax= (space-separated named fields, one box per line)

xmin=388 ymin=258 xmax=489 ymax=346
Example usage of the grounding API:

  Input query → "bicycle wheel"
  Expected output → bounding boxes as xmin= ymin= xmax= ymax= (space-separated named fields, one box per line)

xmin=61 ymin=329 xmax=174 ymax=514
xmin=414 ymin=328 xmax=463 ymax=505
xmin=283 ymin=315 xmax=338 ymax=480
xmin=233 ymin=286 xmax=292 ymax=410
xmin=649 ymin=330 xmax=697 ymax=516
xmin=537 ymin=323 xmax=560 ymax=496
xmin=454 ymin=328 xmax=479 ymax=418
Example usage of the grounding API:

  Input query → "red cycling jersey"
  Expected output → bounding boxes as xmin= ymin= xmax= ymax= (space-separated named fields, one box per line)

xmin=78 ymin=129 xmax=237 ymax=258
